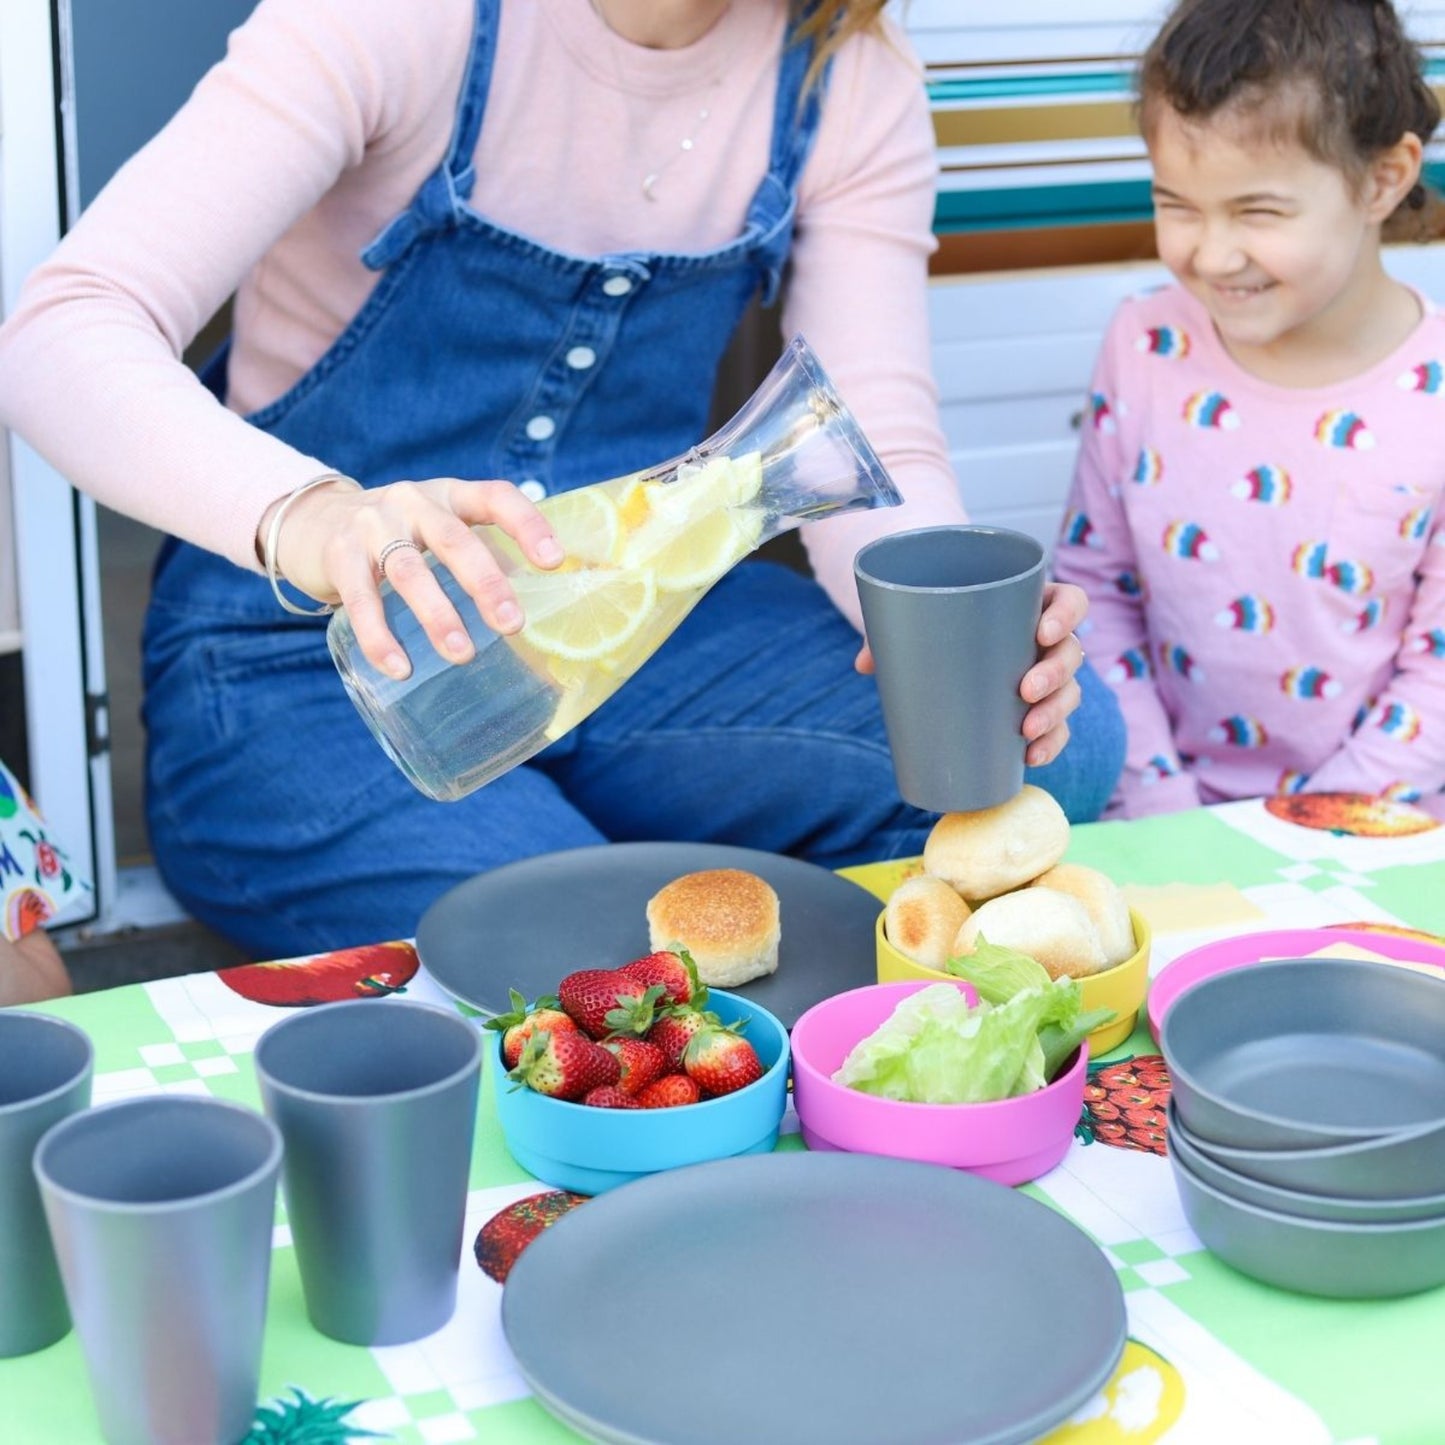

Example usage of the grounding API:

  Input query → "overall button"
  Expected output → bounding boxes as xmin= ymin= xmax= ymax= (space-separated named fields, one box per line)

xmin=518 ymin=479 xmax=547 ymax=502
xmin=601 ymin=274 xmax=633 ymax=297
xmin=565 ymin=345 xmax=597 ymax=370
xmin=525 ymin=415 xmax=557 ymax=442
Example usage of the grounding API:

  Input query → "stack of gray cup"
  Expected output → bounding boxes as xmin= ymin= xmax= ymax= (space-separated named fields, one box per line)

xmin=7 ymin=997 xmax=482 ymax=1445
xmin=1160 ymin=958 xmax=1445 ymax=1298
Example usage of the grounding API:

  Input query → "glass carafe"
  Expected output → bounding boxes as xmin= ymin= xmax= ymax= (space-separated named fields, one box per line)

xmin=328 ymin=335 xmax=902 ymax=801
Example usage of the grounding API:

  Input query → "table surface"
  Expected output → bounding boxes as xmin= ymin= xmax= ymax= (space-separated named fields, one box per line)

xmin=8 ymin=796 xmax=1445 ymax=1445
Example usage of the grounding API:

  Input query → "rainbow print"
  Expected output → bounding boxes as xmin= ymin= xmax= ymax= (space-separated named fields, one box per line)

xmin=1215 ymin=595 xmax=1276 ymax=633
xmin=1277 ymin=770 xmax=1310 ymax=794
xmin=1137 ymin=326 xmax=1190 ymax=358
xmin=1114 ymin=570 xmax=1143 ymax=597
xmin=1411 ymin=627 xmax=1445 ymax=658
xmin=1281 ymin=666 xmax=1342 ymax=700
xmin=1401 ymin=507 xmax=1432 ymax=541
xmin=1314 ymin=409 xmax=1374 ymax=450
xmin=1383 ymin=781 xmax=1424 ymax=803
xmin=1182 ymin=391 xmax=1240 ymax=430
xmin=1397 ymin=361 xmax=1445 ymax=395
xmin=1106 ymin=647 xmax=1151 ymax=683
xmin=1342 ymin=599 xmax=1387 ymax=634
xmin=1370 ymin=701 xmax=1423 ymax=741
xmin=1132 ymin=448 xmax=1164 ymax=486
xmin=1230 ymin=464 xmax=1291 ymax=505
xmin=1061 ymin=510 xmax=1100 ymax=548
xmin=1292 ymin=542 xmax=1328 ymax=578
xmin=1326 ymin=559 xmax=1374 ymax=595
xmin=1210 ymin=716 xmax=1269 ymax=747
xmin=1090 ymin=392 xmax=1116 ymax=434
xmin=1141 ymin=755 xmax=1183 ymax=785
xmin=1162 ymin=521 xmax=1219 ymax=561
xmin=1158 ymin=643 xmax=1204 ymax=681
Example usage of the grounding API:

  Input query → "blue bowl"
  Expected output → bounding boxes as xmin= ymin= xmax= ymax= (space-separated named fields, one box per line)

xmin=491 ymin=989 xmax=791 ymax=1194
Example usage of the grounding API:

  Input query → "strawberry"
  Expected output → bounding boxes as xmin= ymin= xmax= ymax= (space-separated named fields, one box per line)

xmin=509 ymin=1028 xmax=620 ymax=1101
xmin=582 ymin=1085 xmax=639 ymax=1109
xmin=648 ymin=1006 xmax=723 ymax=1070
xmin=635 ymin=1073 xmax=702 ymax=1109
xmin=484 ymin=989 xmax=578 ymax=1069
xmin=558 ymin=969 xmax=666 ymax=1039
xmin=683 ymin=1024 xmax=764 ymax=1097
xmin=473 ymin=1190 xmax=587 ymax=1284
xmin=603 ymin=1036 xmax=668 ymax=1097
xmin=619 ymin=949 xmax=706 ymax=1009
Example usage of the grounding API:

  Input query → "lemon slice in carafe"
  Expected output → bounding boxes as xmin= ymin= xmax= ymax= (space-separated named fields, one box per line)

xmin=512 ymin=567 xmax=657 ymax=661
xmin=484 ymin=487 xmax=622 ymax=570
xmin=624 ymin=507 xmax=764 ymax=592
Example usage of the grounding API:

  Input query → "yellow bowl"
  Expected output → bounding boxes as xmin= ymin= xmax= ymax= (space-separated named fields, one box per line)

xmin=874 ymin=906 xmax=1152 ymax=1057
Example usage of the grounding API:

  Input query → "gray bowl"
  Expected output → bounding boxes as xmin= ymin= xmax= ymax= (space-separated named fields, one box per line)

xmin=1181 ymin=1112 xmax=1445 ymax=1200
xmin=1169 ymin=1146 xmax=1445 ymax=1298
xmin=1160 ymin=958 xmax=1445 ymax=1150
xmin=1167 ymin=1102 xmax=1445 ymax=1224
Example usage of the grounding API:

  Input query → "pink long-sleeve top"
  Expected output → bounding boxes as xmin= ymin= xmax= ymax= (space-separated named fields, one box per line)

xmin=1053 ymin=284 xmax=1445 ymax=818
xmin=0 ymin=0 xmax=963 ymax=630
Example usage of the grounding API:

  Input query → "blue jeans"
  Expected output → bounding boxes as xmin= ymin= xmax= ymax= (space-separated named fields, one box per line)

xmin=146 ymin=562 xmax=1124 ymax=959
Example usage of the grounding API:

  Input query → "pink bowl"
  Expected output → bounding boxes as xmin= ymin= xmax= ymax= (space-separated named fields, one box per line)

xmin=790 ymin=980 xmax=1088 ymax=1186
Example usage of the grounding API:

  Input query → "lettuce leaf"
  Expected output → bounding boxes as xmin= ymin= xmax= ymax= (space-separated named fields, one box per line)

xmin=943 ymin=935 xmax=1051 ymax=1002
xmin=835 ymin=950 xmax=1120 ymax=1104
xmin=836 ymin=983 xmax=1061 ymax=1104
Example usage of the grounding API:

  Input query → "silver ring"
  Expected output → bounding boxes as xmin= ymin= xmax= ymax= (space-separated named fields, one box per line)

xmin=377 ymin=538 xmax=423 ymax=579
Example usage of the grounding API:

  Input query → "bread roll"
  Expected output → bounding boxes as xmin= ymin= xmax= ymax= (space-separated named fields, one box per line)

xmin=1031 ymin=863 xmax=1135 ymax=966
xmin=884 ymin=875 xmax=973 ymax=969
xmin=952 ymin=887 xmax=1109 ymax=980
xmin=922 ymin=785 xmax=1070 ymax=901
xmin=646 ymin=869 xmax=781 ymax=988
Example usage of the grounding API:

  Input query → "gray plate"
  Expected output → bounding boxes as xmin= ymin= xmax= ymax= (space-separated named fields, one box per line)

xmin=1161 ymin=958 xmax=1445 ymax=1150
xmin=415 ymin=842 xmax=882 ymax=1027
xmin=501 ymin=1152 xmax=1127 ymax=1445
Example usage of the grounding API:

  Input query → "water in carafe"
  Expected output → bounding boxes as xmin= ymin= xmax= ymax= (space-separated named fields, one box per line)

xmin=328 ymin=336 xmax=903 ymax=800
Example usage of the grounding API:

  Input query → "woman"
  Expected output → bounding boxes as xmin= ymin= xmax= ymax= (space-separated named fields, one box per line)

xmin=0 ymin=0 xmax=1123 ymax=958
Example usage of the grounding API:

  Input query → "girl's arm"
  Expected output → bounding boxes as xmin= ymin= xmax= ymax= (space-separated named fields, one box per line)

xmin=1051 ymin=312 xmax=1200 ymax=817
xmin=1300 ymin=514 xmax=1445 ymax=800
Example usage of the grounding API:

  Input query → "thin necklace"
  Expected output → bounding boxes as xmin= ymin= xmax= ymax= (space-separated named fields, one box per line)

xmin=589 ymin=0 xmax=734 ymax=202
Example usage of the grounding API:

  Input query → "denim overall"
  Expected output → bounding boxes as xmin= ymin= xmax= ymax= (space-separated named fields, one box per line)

xmin=142 ymin=0 xmax=1124 ymax=957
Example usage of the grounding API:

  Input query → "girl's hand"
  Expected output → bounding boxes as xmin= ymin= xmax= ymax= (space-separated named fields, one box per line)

xmin=260 ymin=477 xmax=563 ymax=679
xmin=854 ymin=580 xmax=1089 ymax=769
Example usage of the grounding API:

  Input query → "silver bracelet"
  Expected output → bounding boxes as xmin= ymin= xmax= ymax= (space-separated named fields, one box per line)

xmin=262 ymin=472 xmax=362 ymax=617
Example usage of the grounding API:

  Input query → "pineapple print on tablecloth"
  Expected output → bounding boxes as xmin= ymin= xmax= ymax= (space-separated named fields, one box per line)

xmin=246 ymin=1389 xmax=381 ymax=1443
xmin=1076 ymin=1055 xmax=1171 ymax=1155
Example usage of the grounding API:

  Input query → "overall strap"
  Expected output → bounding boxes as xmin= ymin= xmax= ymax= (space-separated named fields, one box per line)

xmin=745 ymin=5 xmax=836 ymax=304
xmin=362 ymin=0 xmax=501 ymax=270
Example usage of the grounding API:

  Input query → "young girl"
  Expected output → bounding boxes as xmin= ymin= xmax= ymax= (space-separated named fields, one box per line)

xmin=1055 ymin=0 xmax=1445 ymax=817
xmin=0 ymin=0 xmax=1120 ymax=958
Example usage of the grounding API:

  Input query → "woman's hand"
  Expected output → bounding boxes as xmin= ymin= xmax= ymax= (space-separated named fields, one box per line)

xmin=260 ymin=477 xmax=562 ymax=679
xmin=854 ymin=580 xmax=1088 ymax=768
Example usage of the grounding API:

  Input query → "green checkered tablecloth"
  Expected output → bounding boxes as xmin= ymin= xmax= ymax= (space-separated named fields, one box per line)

xmin=5 ymin=797 xmax=1445 ymax=1445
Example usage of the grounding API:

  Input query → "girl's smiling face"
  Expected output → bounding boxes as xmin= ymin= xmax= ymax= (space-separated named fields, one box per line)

xmin=1147 ymin=102 xmax=1417 ymax=373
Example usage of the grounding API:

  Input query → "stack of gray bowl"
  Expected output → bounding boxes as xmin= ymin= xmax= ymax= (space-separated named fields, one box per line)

xmin=1159 ymin=957 xmax=1445 ymax=1298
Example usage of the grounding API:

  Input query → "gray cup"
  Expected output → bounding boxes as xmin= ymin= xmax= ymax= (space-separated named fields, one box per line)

xmin=253 ymin=999 xmax=482 ymax=1345
xmin=34 ymin=1095 xmax=282 ymax=1445
xmin=855 ymin=525 xmax=1046 ymax=812
xmin=0 ymin=1011 xmax=93 ymax=1357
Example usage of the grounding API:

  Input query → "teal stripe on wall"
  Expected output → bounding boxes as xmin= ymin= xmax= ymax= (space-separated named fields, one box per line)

xmin=934 ymin=160 xmax=1445 ymax=234
xmin=925 ymin=55 xmax=1445 ymax=108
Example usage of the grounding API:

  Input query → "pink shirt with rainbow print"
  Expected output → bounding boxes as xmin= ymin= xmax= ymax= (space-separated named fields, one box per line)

xmin=1054 ymin=284 xmax=1445 ymax=818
